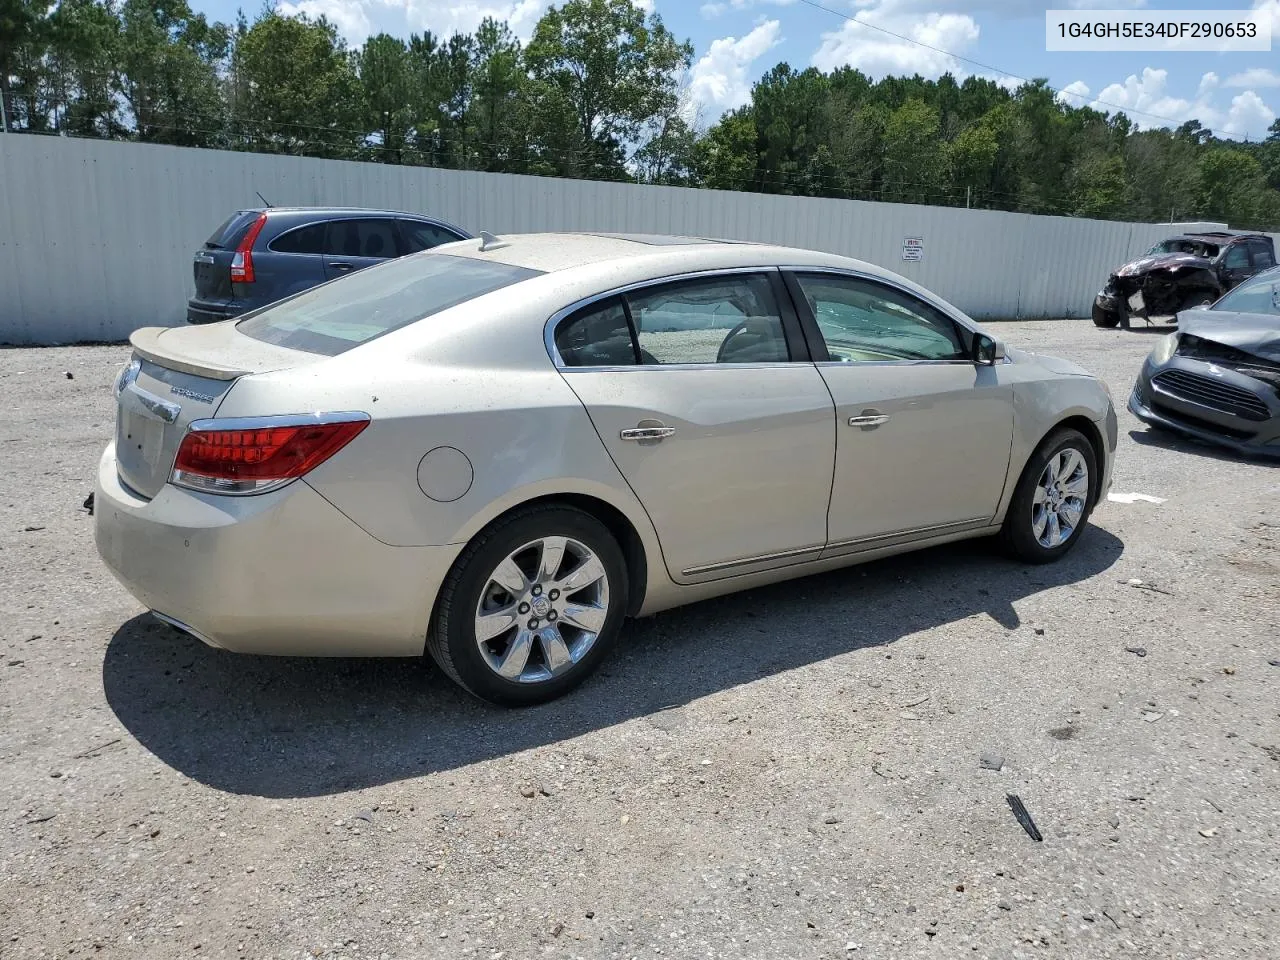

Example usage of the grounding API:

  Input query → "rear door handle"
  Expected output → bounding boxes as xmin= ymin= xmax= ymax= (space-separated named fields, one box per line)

xmin=620 ymin=426 xmax=675 ymax=441
xmin=327 ymin=262 xmax=354 ymax=272
xmin=848 ymin=413 xmax=890 ymax=429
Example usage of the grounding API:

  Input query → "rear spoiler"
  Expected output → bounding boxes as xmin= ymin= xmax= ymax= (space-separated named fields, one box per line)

xmin=129 ymin=327 xmax=252 ymax=381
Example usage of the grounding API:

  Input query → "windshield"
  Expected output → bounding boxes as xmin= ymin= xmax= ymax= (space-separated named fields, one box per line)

xmin=1212 ymin=269 xmax=1280 ymax=316
xmin=238 ymin=254 xmax=543 ymax=356
xmin=1147 ymin=239 xmax=1219 ymax=258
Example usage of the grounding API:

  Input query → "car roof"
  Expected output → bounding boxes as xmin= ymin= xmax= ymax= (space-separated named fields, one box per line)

xmin=1169 ymin=232 xmax=1268 ymax=243
xmin=439 ymin=231 xmax=879 ymax=276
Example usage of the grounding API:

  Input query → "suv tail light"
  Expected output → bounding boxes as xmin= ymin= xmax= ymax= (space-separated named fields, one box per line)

xmin=229 ymin=212 xmax=268 ymax=284
xmin=171 ymin=413 xmax=369 ymax=495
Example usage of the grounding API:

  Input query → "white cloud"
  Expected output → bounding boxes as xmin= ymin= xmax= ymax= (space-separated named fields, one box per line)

xmin=1056 ymin=80 xmax=1091 ymax=107
xmin=1074 ymin=66 xmax=1275 ymax=140
xmin=278 ymin=0 xmax=372 ymax=42
xmin=687 ymin=19 xmax=782 ymax=117
xmin=811 ymin=2 xmax=980 ymax=77
xmin=1226 ymin=68 xmax=1280 ymax=88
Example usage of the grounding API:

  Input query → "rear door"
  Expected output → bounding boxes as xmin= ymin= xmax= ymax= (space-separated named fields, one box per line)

xmin=786 ymin=270 xmax=1014 ymax=555
xmin=322 ymin=217 xmax=400 ymax=280
xmin=552 ymin=270 xmax=836 ymax=583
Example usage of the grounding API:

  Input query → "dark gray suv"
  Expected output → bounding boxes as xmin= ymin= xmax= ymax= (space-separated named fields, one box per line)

xmin=187 ymin=207 xmax=473 ymax=324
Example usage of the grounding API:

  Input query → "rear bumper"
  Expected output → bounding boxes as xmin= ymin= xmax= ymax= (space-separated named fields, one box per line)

xmin=1128 ymin=359 xmax=1280 ymax=459
xmin=94 ymin=442 xmax=462 ymax=655
xmin=186 ymin=300 xmax=243 ymax=325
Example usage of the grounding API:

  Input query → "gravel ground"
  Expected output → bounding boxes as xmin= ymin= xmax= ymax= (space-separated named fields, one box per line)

xmin=1 ymin=320 xmax=1277 ymax=960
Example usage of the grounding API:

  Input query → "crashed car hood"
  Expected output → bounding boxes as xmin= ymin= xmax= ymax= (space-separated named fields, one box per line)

xmin=1179 ymin=311 xmax=1280 ymax=362
xmin=1116 ymin=252 xmax=1210 ymax=277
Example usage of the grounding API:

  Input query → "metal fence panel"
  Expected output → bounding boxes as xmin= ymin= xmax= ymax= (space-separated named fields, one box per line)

xmin=1 ymin=135 xmax=1265 ymax=345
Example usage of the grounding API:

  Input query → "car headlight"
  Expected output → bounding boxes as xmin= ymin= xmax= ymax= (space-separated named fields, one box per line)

xmin=113 ymin=357 xmax=141 ymax=397
xmin=1151 ymin=332 xmax=1179 ymax=364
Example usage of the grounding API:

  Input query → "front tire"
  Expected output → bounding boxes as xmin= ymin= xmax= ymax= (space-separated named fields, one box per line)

xmin=428 ymin=504 xmax=628 ymax=706
xmin=1000 ymin=429 xmax=1098 ymax=564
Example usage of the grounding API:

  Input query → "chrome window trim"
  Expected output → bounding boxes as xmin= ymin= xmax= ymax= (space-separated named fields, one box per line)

xmin=544 ymin=266 xmax=789 ymax=370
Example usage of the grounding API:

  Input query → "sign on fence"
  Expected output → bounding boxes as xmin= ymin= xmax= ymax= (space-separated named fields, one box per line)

xmin=902 ymin=237 xmax=924 ymax=262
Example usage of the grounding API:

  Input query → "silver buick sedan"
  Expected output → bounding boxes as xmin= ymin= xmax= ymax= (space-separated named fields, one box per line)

xmin=96 ymin=233 xmax=1117 ymax=705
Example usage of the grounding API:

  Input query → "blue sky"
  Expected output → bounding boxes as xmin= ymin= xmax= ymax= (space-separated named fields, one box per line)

xmin=194 ymin=0 xmax=1280 ymax=140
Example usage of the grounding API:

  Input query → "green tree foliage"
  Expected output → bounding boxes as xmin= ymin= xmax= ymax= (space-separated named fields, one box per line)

xmin=525 ymin=0 xmax=692 ymax=179
xmin=1 ymin=2 xmax=1277 ymax=229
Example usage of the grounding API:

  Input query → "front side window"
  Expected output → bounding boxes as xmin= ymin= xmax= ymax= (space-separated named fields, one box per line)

xmin=238 ymin=254 xmax=543 ymax=356
xmin=323 ymin=218 xmax=399 ymax=259
xmin=1222 ymin=244 xmax=1251 ymax=270
xmin=795 ymin=273 xmax=967 ymax=362
xmin=627 ymin=274 xmax=789 ymax=365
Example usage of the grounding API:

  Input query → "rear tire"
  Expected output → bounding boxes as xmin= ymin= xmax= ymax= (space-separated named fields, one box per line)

xmin=1091 ymin=305 xmax=1119 ymax=328
xmin=427 ymin=504 xmax=628 ymax=707
xmin=1000 ymin=429 xmax=1099 ymax=564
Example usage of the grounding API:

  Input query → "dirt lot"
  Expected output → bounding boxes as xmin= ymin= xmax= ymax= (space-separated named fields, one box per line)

xmin=1 ymin=320 xmax=1277 ymax=960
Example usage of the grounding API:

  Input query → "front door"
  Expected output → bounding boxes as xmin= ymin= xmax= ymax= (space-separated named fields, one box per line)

xmin=552 ymin=271 xmax=835 ymax=583
xmin=786 ymin=271 xmax=1015 ymax=555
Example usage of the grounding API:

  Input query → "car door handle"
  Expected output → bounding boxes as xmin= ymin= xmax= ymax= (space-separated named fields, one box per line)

xmin=327 ymin=261 xmax=354 ymax=272
xmin=848 ymin=413 xmax=890 ymax=428
xmin=620 ymin=426 xmax=676 ymax=441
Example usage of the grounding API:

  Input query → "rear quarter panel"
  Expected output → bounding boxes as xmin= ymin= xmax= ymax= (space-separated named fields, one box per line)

xmin=215 ymin=360 xmax=667 ymax=562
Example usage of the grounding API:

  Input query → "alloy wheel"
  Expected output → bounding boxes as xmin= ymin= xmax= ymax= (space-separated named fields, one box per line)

xmin=1032 ymin=447 xmax=1090 ymax=548
xmin=473 ymin=536 xmax=611 ymax=684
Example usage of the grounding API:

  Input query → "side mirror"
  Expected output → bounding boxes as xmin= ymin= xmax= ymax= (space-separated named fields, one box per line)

xmin=973 ymin=332 xmax=1006 ymax=366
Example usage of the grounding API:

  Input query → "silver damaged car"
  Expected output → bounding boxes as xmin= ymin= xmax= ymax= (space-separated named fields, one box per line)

xmin=96 ymin=233 xmax=1118 ymax=705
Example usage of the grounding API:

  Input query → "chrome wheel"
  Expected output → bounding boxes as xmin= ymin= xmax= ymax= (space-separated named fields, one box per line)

xmin=473 ymin=536 xmax=611 ymax=684
xmin=1032 ymin=447 xmax=1089 ymax=548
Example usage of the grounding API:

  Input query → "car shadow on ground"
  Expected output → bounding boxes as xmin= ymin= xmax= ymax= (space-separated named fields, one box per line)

xmin=102 ymin=529 xmax=1123 ymax=798
xmin=1128 ymin=427 xmax=1279 ymax=466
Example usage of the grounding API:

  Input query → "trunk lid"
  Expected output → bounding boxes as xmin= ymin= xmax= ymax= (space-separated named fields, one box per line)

xmin=114 ymin=323 xmax=322 ymax=499
xmin=192 ymin=210 xmax=260 ymax=302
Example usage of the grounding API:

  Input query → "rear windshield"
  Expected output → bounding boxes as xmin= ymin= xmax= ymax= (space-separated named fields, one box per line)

xmin=237 ymin=254 xmax=544 ymax=356
xmin=205 ymin=211 xmax=260 ymax=249
xmin=1213 ymin=269 xmax=1280 ymax=316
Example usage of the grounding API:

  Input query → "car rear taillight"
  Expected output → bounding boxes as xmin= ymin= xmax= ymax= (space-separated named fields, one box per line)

xmin=170 ymin=413 xmax=369 ymax=495
xmin=229 ymin=212 xmax=268 ymax=284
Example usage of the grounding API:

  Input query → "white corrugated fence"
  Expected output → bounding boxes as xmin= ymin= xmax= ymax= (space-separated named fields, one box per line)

xmin=1 ymin=134 xmax=1267 ymax=345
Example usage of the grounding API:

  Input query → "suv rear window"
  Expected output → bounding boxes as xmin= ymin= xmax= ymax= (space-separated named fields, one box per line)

xmin=205 ymin=211 xmax=260 ymax=249
xmin=237 ymin=254 xmax=543 ymax=356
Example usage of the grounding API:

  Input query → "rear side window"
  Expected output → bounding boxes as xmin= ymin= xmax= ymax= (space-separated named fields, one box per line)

xmin=237 ymin=254 xmax=543 ymax=356
xmin=1249 ymin=242 xmax=1276 ymax=269
xmin=556 ymin=298 xmax=638 ymax=367
xmin=204 ymin=211 xmax=259 ymax=249
xmin=269 ymin=223 xmax=326 ymax=254
xmin=400 ymin=219 xmax=464 ymax=253
xmin=324 ymin=219 xmax=398 ymax=259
